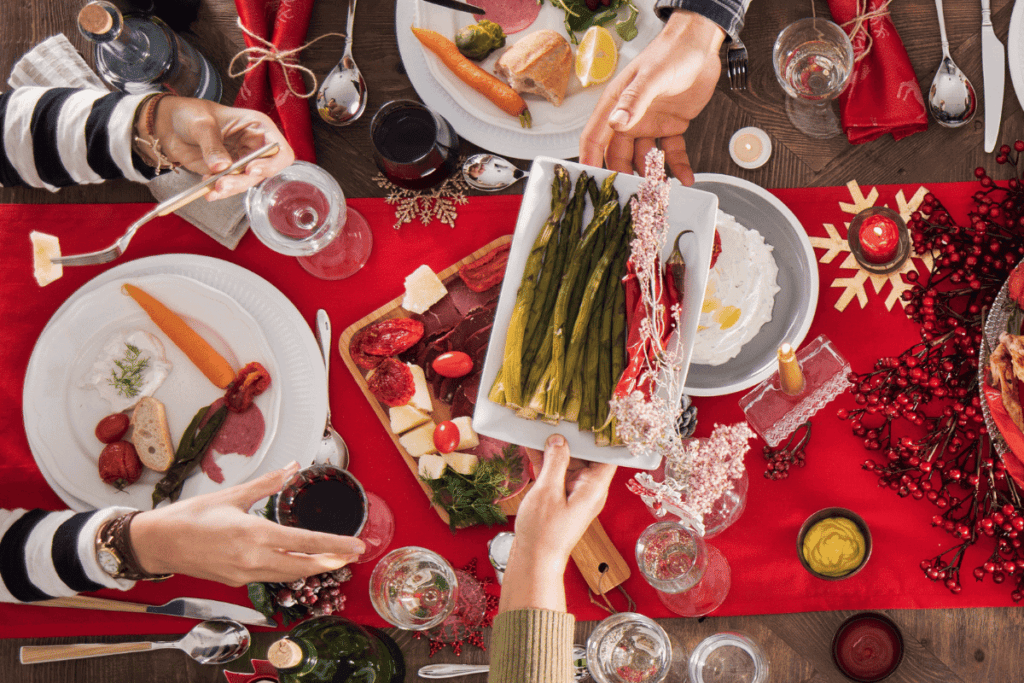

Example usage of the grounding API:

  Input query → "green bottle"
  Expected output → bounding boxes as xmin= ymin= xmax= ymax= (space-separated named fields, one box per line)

xmin=267 ymin=616 xmax=405 ymax=683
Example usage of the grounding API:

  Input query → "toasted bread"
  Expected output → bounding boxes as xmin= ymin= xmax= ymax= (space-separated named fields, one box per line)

xmin=495 ymin=30 xmax=572 ymax=106
xmin=130 ymin=397 xmax=175 ymax=472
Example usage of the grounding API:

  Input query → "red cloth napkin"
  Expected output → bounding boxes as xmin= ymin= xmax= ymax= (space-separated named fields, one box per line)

xmin=233 ymin=0 xmax=317 ymax=163
xmin=827 ymin=0 xmax=928 ymax=144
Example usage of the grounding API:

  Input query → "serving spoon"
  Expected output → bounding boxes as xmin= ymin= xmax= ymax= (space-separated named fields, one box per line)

xmin=462 ymin=154 xmax=529 ymax=192
xmin=20 ymin=620 xmax=250 ymax=665
xmin=928 ymin=0 xmax=977 ymax=128
xmin=313 ymin=309 xmax=350 ymax=469
xmin=315 ymin=0 xmax=367 ymax=126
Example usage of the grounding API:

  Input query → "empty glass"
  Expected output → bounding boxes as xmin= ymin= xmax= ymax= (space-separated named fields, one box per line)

xmin=635 ymin=520 xmax=731 ymax=617
xmin=773 ymin=17 xmax=855 ymax=139
xmin=370 ymin=100 xmax=460 ymax=190
xmin=586 ymin=612 xmax=683 ymax=683
xmin=245 ymin=161 xmax=373 ymax=279
xmin=688 ymin=632 xmax=770 ymax=683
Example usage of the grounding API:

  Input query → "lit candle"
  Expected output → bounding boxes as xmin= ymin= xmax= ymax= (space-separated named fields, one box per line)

xmin=778 ymin=343 xmax=805 ymax=396
xmin=857 ymin=214 xmax=900 ymax=264
xmin=728 ymin=127 xmax=771 ymax=169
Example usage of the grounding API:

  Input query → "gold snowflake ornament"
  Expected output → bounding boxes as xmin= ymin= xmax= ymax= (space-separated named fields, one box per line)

xmin=374 ymin=167 xmax=469 ymax=230
xmin=808 ymin=180 xmax=935 ymax=312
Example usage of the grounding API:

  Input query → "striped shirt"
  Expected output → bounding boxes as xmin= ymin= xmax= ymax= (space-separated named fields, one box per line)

xmin=0 ymin=87 xmax=159 ymax=191
xmin=654 ymin=0 xmax=752 ymax=41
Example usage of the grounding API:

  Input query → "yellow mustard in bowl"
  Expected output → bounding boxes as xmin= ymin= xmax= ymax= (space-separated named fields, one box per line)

xmin=802 ymin=517 xmax=866 ymax=577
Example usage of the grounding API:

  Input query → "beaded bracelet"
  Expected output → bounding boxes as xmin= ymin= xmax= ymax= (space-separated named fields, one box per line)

xmin=132 ymin=92 xmax=177 ymax=171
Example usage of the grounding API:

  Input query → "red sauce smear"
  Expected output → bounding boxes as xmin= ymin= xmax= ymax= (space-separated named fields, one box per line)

xmin=833 ymin=615 xmax=903 ymax=682
xmin=472 ymin=0 xmax=541 ymax=34
xmin=200 ymin=398 xmax=265 ymax=484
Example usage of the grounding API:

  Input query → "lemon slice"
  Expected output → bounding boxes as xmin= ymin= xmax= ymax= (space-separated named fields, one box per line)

xmin=575 ymin=26 xmax=618 ymax=87
xmin=30 ymin=231 xmax=62 ymax=287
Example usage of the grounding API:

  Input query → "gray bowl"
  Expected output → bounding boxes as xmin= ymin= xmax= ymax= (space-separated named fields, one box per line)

xmin=797 ymin=507 xmax=872 ymax=580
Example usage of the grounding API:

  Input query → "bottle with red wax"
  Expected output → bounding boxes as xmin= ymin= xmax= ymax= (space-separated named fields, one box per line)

xmin=857 ymin=215 xmax=899 ymax=264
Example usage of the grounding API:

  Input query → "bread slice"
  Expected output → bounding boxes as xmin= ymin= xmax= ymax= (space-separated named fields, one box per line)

xmin=495 ymin=30 xmax=572 ymax=106
xmin=130 ymin=397 xmax=175 ymax=472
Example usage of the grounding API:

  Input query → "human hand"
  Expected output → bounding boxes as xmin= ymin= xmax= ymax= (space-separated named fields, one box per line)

xmin=130 ymin=462 xmax=365 ymax=587
xmin=145 ymin=96 xmax=295 ymax=200
xmin=579 ymin=10 xmax=725 ymax=185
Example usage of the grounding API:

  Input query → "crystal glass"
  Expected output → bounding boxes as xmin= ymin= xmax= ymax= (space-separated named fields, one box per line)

xmin=586 ymin=612 xmax=683 ymax=683
xmin=646 ymin=459 xmax=749 ymax=539
xmin=688 ymin=632 xmax=770 ymax=683
xmin=246 ymin=161 xmax=373 ymax=280
xmin=370 ymin=100 xmax=460 ymax=190
xmin=635 ymin=520 xmax=731 ymax=617
xmin=368 ymin=546 xmax=485 ymax=632
xmin=773 ymin=17 xmax=854 ymax=139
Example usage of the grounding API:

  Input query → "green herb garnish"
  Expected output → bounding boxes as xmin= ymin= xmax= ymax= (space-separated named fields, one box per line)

xmin=108 ymin=343 xmax=149 ymax=398
xmin=541 ymin=0 xmax=640 ymax=44
xmin=426 ymin=445 xmax=526 ymax=533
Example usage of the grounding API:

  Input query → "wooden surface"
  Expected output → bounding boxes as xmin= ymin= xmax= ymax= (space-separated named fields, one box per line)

xmin=3 ymin=0 xmax=1024 ymax=681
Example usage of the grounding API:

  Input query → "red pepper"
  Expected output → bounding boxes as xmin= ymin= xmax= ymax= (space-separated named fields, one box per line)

xmin=614 ymin=259 xmax=679 ymax=399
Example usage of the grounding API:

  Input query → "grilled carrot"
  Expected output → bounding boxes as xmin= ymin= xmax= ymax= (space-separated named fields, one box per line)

xmin=411 ymin=27 xmax=532 ymax=128
xmin=122 ymin=283 xmax=236 ymax=389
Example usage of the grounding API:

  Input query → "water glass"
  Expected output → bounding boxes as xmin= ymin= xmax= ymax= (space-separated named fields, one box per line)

xmin=370 ymin=100 xmax=460 ymax=190
xmin=586 ymin=612 xmax=683 ymax=683
xmin=688 ymin=632 xmax=770 ymax=683
xmin=635 ymin=520 xmax=731 ymax=617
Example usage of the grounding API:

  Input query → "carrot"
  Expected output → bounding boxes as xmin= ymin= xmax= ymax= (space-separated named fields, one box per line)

xmin=122 ymin=283 xmax=236 ymax=389
xmin=411 ymin=26 xmax=532 ymax=129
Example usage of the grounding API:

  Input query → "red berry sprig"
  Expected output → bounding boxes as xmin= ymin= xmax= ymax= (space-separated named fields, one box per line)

xmin=763 ymin=421 xmax=812 ymax=480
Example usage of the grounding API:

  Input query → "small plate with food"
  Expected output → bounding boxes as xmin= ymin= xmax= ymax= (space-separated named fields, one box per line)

xmin=397 ymin=0 xmax=659 ymax=159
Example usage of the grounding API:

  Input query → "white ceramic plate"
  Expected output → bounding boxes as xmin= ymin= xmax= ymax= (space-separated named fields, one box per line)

xmin=474 ymin=157 xmax=718 ymax=469
xmin=397 ymin=0 xmax=658 ymax=159
xmin=1008 ymin=2 xmax=1024 ymax=113
xmin=684 ymin=174 xmax=819 ymax=397
xmin=24 ymin=256 xmax=326 ymax=512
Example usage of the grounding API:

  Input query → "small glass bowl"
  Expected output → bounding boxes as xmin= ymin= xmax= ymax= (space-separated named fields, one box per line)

xmin=797 ymin=507 xmax=872 ymax=580
xmin=831 ymin=612 xmax=904 ymax=682
xmin=275 ymin=463 xmax=368 ymax=538
xmin=847 ymin=206 xmax=911 ymax=275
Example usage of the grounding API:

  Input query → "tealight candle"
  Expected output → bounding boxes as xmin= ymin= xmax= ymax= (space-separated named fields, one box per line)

xmin=857 ymin=215 xmax=900 ymax=264
xmin=778 ymin=343 xmax=805 ymax=396
xmin=729 ymin=127 xmax=772 ymax=169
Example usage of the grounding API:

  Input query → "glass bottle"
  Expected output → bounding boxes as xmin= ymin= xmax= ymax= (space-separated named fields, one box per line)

xmin=78 ymin=0 xmax=222 ymax=102
xmin=267 ymin=615 xmax=405 ymax=683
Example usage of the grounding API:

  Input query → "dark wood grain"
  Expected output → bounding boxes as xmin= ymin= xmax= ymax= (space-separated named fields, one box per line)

xmin=2 ymin=0 xmax=1023 ymax=681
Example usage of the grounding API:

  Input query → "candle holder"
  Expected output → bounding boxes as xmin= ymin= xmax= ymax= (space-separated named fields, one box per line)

xmin=738 ymin=334 xmax=850 ymax=446
xmin=847 ymin=206 xmax=910 ymax=275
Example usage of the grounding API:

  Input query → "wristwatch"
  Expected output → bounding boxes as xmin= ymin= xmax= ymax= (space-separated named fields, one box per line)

xmin=95 ymin=511 xmax=173 ymax=581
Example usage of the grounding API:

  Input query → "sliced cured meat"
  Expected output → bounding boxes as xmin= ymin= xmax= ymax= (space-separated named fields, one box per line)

xmin=368 ymin=358 xmax=416 ymax=407
xmin=199 ymin=398 xmax=266 ymax=483
xmin=361 ymin=318 xmax=425 ymax=356
xmin=472 ymin=0 xmax=541 ymax=35
xmin=415 ymin=291 xmax=462 ymax=340
xmin=448 ymin=277 xmax=501 ymax=317
xmin=350 ymin=328 xmax=386 ymax=370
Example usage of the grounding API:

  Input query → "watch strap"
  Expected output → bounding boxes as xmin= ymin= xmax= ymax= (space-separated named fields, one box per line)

xmin=96 ymin=511 xmax=173 ymax=582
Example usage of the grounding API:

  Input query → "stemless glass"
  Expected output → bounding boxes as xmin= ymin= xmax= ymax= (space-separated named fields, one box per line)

xmin=370 ymin=100 xmax=460 ymax=190
xmin=245 ymin=161 xmax=373 ymax=279
xmin=773 ymin=17 xmax=855 ymax=139
xmin=586 ymin=612 xmax=683 ymax=683
xmin=635 ymin=520 xmax=731 ymax=617
xmin=688 ymin=632 xmax=770 ymax=683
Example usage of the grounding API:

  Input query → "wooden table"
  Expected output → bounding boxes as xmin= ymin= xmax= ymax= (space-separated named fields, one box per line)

xmin=2 ymin=1 xmax=1023 ymax=681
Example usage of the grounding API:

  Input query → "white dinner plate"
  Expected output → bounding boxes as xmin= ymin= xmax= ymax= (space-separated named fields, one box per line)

xmin=24 ymin=255 xmax=326 ymax=512
xmin=1008 ymin=1 xmax=1024 ymax=113
xmin=474 ymin=157 xmax=718 ymax=469
xmin=684 ymin=174 xmax=819 ymax=397
xmin=397 ymin=0 xmax=659 ymax=160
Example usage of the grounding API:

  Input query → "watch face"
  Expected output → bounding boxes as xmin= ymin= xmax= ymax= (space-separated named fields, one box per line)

xmin=98 ymin=548 xmax=120 ymax=576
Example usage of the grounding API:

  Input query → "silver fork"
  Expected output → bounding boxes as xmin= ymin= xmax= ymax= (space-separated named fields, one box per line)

xmin=727 ymin=36 xmax=748 ymax=90
xmin=50 ymin=141 xmax=279 ymax=267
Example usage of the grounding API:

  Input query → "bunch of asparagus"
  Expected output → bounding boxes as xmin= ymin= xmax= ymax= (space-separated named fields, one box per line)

xmin=489 ymin=165 xmax=632 ymax=446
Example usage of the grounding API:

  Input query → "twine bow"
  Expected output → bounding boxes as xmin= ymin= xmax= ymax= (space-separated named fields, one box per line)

xmin=228 ymin=17 xmax=346 ymax=99
xmin=840 ymin=0 xmax=894 ymax=63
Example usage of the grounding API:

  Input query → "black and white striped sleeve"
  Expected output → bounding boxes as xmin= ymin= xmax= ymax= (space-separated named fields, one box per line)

xmin=654 ymin=0 xmax=752 ymax=41
xmin=0 ymin=508 xmax=135 ymax=603
xmin=0 ymin=87 xmax=161 ymax=191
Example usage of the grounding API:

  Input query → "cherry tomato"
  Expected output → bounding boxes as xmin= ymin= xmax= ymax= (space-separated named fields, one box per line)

xmin=95 ymin=413 xmax=130 ymax=444
xmin=433 ymin=421 xmax=460 ymax=454
xmin=432 ymin=351 xmax=473 ymax=378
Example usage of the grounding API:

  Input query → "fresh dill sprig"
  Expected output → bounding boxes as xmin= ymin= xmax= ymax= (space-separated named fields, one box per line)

xmin=426 ymin=445 xmax=526 ymax=533
xmin=108 ymin=343 xmax=149 ymax=398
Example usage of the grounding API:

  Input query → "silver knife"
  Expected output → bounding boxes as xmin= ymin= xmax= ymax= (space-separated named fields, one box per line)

xmin=421 ymin=0 xmax=486 ymax=14
xmin=981 ymin=0 xmax=1006 ymax=153
xmin=34 ymin=595 xmax=276 ymax=627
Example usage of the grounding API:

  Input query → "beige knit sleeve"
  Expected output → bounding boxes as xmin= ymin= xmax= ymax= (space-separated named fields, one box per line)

xmin=488 ymin=608 xmax=576 ymax=683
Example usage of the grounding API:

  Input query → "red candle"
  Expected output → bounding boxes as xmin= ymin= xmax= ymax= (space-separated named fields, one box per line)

xmin=857 ymin=215 xmax=900 ymax=264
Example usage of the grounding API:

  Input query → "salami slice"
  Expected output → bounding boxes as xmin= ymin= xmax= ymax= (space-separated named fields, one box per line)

xmin=367 ymin=358 xmax=416 ymax=407
xmin=361 ymin=318 xmax=425 ymax=356
xmin=350 ymin=328 xmax=386 ymax=370
xmin=472 ymin=0 xmax=541 ymax=34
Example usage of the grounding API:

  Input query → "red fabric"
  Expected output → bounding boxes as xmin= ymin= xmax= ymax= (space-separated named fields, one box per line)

xmin=233 ymin=0 xmax=316 ymax=163
xmin=0 ymin=184 xmax=1018 ymax=641
xmin=615 ymin=261 xmax=676 ymax=398
xmin=827 ymin=0 xmax=928 ymax=144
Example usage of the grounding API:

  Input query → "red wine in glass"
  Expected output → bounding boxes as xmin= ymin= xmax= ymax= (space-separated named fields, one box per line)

xmin=370 ymin=100 xmax=460 ymax=190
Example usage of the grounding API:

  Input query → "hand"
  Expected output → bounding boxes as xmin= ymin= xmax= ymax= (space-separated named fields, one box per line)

xmin=144 ymin=96 xmax=295 ymax=200
xmin=130 ymin=462 xmax=365 ymax=587
xmin=579 ymin=10 xmax=725 ymax=185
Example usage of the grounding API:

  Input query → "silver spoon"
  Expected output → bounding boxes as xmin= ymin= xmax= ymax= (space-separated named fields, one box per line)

xmin=313 ymin=309 xmax=350 ymax=469
xmin=462 ymin=154 xmax=529 ymax=192
xmin=928 ymin=0 xmax=977 ymax=128
xmin=315 ymin=0 xmax=367 ymax=126
xmin=20 ymin=620 xmax=250 ymax=665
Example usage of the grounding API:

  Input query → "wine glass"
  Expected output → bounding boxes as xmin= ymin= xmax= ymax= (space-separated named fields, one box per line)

xmin=245 ymin=161 xmax=373 ymax=280
xmin=586 ymin=612 xmax=684 ymax=683
xmin=370 ymin=100 xmax=460 ymax=190
xmin=368 ymin=546 xmax=485 ymax=632
xmin=635 ymin=520 xmax=731 ymax=617
xmin=773 ymin=17 xmax=855 ymax=139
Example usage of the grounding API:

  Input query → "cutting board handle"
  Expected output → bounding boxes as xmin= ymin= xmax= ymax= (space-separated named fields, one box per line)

xmin=571 ymin=518 xmax=630 ymax=595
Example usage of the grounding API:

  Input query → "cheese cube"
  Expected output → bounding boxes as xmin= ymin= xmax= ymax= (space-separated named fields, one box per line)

xmin=451 ymin=416 xmax=479 ymax=450
xmin=443 ymin=452 xmax=479 ymax=476
xmin=398 ymin=422 xmax=437 ymax=457
xmin=389 ymin=405 xmax=431 ymax=434
xmin=31 ymin=231 xmax=63 ymax=287
xmin=402 ymin=265 xmax=448 ymax=314
xmin=407 ymin=364 xmax=433 ymax=413
xmin=418 ymin=454 xmax=447 ymax=480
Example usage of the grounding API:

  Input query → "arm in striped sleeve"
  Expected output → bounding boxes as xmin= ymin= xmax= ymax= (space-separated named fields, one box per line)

xmin=0 ymin=508 xmax=135 ymax=603
xmin=654 ymin=0 xmax=752 ymax=41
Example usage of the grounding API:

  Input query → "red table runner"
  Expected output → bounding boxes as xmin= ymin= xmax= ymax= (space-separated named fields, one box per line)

xmin=0 ymin=182 xmax=1014 ymax=641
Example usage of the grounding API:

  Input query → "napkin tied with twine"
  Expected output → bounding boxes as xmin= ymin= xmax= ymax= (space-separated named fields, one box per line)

xmin=827 ymin=0 xmax=928 ymax=144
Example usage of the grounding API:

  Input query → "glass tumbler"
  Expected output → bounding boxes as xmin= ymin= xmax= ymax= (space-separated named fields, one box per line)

xmin=370 ymin=100 xmax=460 ymax=190
xmin=688 ymin=631 xmax=770 ymax=683
xmin=635 ymin=520 xmax=731 ymax=617
xmin=586 ymin=612 xmax=683 ymax=683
